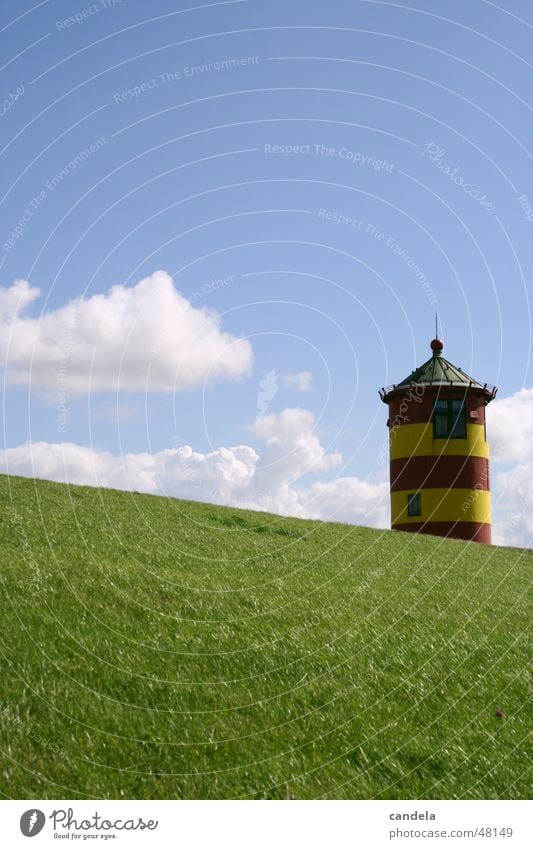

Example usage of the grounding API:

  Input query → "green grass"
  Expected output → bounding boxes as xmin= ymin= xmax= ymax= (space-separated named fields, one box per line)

xmin=0 ymin=473 xmax=530 ymax=800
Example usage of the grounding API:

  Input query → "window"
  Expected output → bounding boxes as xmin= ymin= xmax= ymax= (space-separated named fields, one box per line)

xmin=433 ymin=398 xmax=466 ymax=438
xmin=407 ymin=493 xmax=421 ymax=517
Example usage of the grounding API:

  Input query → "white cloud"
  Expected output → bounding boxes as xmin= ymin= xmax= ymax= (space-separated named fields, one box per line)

xmin=298 ymin=477 xmax=389 ymax=527
xmin=0 ymin=279 xmax=40 ymax=320
xmin=282 ymin=371 xmax=313 ymax=392
xmin=488 ymin=387 xmax=533 ymax=548
xmin=0 ymin=270 xmax=252 ymax=394
xmin=0 ymin=407 xmax=388 ymax=528
xmin=488 ymin=387 xmax=533 ymax=464
xmin=249 ymin=407 xmax=344 ymax=515
xmin=492 ymin=464 xmax=533 ymax=548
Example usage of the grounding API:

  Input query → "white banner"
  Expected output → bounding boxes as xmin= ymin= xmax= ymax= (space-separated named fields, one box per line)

xmin=0 ymin=800 xmax=530 ymax=848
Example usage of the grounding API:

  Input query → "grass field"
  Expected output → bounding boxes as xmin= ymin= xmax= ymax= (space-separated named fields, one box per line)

xmin=0 ymin=473 xmax=530 ymax=799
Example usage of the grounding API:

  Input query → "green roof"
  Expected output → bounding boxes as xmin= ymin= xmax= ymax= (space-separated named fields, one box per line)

xmin=398 ymin=351 xmax=483 ymax=388
xmin=379 ymin=339 xmax=497 ymax=402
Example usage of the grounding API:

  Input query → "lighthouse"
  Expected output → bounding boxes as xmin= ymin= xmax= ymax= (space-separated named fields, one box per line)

xmin=379 ymin=337 xmax=497 ymax=543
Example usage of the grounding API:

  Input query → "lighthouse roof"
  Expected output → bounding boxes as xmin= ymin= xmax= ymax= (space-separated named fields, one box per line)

xmin=379 ymin=338 xmax=497 ymax=402
xmin=399 ymin=347 xmax=481 ymax=388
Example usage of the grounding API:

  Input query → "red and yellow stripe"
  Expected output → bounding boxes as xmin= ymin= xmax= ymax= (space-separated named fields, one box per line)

xmin=389 ymin=422 xmax=491 ymax=543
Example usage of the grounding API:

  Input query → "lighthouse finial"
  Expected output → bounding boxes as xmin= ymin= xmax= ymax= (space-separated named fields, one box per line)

xmin=431 ymin=314 xmax=444 ymax=354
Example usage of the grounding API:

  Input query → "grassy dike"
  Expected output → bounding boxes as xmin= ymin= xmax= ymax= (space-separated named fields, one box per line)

xmin=0 ymin=473 xmax=530 ymax=799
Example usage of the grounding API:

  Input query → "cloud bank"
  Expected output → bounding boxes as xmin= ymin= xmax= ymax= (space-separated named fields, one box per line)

xmin=0 ymin=271 xmax=252 ymax=394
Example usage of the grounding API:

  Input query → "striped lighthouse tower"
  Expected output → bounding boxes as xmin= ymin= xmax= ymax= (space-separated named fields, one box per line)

xmin=379 ymin=337 xmax=497 ymax=543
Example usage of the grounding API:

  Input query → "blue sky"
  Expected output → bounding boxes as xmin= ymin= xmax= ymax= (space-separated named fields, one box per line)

xmin=1 ymin=0 xmax=532 ymax=545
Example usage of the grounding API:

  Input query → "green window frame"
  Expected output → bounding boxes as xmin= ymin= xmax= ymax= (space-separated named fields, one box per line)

xmin=407 ymin=493 xmax=421 ymax=517
xmin=433 ymin=399 xmax=467 ymax=439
